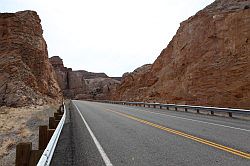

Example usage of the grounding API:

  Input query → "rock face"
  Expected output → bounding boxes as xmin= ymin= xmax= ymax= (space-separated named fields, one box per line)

xmin=0 ymin=11 xmax=61 ymax=107
xmin=112 ymin=0 xmax=250 ymax=109
xmin=111 ymin=64 xmax=153 ymax=101
xmin=49 ymin=56 xmax=120 ymax=100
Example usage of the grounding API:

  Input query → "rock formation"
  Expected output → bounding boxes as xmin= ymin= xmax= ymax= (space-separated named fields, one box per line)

xmin=49 ymin=56 xmax=120 ymax=100
xmin=0 ymin=11 xmax=61 ymax=107
xmin=112 ymin=0 xmax=250 ymax=109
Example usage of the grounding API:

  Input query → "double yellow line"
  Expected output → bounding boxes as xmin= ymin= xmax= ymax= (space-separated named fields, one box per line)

xmin=105 ymin=108 xmax=250 ymax=159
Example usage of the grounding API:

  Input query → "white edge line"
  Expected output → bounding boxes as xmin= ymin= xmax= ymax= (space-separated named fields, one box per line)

xmin=73 ymin=101 xmax=113 ymax=166
xmin=113 ymin=105 xmax=250 ymax=132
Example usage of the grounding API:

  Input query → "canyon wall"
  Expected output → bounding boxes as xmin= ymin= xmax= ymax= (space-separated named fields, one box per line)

xmin=0 ymin=11 xmax=61 ymax=107
xmin=112 ymin=0 xmax=250 ymax=109
xmin=49 ymin=56 xmax=120 ymax=100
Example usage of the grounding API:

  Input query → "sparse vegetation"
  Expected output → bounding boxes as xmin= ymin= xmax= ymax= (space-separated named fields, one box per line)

xmin=0 ymin=105 xmax=57 ymax=166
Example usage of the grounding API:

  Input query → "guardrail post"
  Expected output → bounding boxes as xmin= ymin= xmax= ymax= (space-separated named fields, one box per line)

xmin=16 ymin=103 xmax=66 ymax=166
xmin=39 ymin=125 xmax=48 ymax=150
xmin=57 ymin=108 xmax=62 ymax=115
xmin=29 ymin=150 xmax=43 ymax=166
xmin=47 ymin=129 xmax=55 ymax=141
xmin=16 ymin=142 xmax=32 ymax=166
xmin=55 ymin=120 xmax=60 ymax=128
xmin=99 ymin=100 xmax=250 ymax=117
xmin=54 ymin=112 xmax=62 ymax=120
xmin=49 ymin=117 xmax=56 ymax=129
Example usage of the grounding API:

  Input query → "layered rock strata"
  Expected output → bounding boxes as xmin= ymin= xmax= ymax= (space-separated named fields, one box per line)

xmin=112 ymin=0 xmax=250 ymax=109
xmin=0 ymin=11 xmax=61 ymax=107
xmin=49 ymin=56 xmax=120 ymax=100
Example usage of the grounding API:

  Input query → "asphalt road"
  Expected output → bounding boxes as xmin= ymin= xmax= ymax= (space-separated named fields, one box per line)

xmin=51 ymin=100 xmax=250 ymax=166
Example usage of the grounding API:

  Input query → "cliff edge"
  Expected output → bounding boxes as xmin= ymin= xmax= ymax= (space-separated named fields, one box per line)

xmin=0 ymin=11 xmax=61 ymax=107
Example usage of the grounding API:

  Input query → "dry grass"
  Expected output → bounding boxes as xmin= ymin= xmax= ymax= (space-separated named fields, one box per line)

xmin=0 ymin=104 xmax=58 ymax=166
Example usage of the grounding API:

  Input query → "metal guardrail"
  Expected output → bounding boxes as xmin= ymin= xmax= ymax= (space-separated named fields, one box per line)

xmin=37 ymin=103 xmax=66 ymax=166
xmin=96 ymin=100 xmax=250 ymax=117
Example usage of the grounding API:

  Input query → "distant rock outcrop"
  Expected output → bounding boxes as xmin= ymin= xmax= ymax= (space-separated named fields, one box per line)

xmin=49 ymin=56 xmax=120 ymax=100
xmin=0 ymin=11 xmax=61 ymax=107
xmin=112 ymin=0 xmax=250 ymax=109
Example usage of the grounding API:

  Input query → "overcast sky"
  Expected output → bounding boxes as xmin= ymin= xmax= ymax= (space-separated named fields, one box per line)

xmin=1 ymin=0 xmax=215 ymax=76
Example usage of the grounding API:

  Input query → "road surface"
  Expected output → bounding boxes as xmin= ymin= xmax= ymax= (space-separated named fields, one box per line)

xmin=51 ymin=100 xmax=250 ymax=166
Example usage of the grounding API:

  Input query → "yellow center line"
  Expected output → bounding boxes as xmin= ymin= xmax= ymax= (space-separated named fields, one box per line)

xmin=104 ymin=108 xmax=250 ymax=159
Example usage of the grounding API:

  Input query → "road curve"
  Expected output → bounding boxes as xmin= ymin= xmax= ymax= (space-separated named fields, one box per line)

xmin=51 ymin=100 xmax=250 ymax=166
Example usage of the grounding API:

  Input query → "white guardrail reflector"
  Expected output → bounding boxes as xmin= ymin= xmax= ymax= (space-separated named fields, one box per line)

xmin=37 ymin=103 xmax=66 ymax=166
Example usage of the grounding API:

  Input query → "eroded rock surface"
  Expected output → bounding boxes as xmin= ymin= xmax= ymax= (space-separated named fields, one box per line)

xmin=49 ymin=56 xmax=120 ymax=100
xmin=0 ymin=11 xmax=61 ymax=107
xmin=112 ymin=0 xmax=250 ymax=109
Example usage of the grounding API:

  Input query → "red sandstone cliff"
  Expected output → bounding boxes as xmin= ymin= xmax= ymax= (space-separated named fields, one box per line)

xmin=0 ymin=11 xmax=61 ymax=107
xmin=49 ymin=56 xmax=120 ymax=100
xmin=112 ymin=0 xmax=250 ymax=109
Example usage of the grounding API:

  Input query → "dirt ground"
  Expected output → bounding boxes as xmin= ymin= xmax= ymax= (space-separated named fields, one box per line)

xmin=0 ymin=104 xmax=59 ymax=166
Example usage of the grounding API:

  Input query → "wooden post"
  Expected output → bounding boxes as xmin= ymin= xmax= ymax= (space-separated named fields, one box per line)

xmin=167 ymin=107 xmax=169 ymax=110
xmin=175 ymin=107 xmax=178 ymax=111
xmin=54 ymin=112 xmax=63 ymax=120
xmin=159 ymin=105 xmax=162 ymax=109
xmin=57 ymin=115 xmax=63 ymax=120
xmin=185 ymin=108 xmax=188 ymax=112
xmin=55 ymin=120 xmax=60 ymax=127
xmin=57 ymin=108 xmax=62 ymax=115
xmin=197 ymin=109 xmax=200 ymax=113
xmin=39 ymin=125 xmax=48 ymax=150
xmin=47 ymin=129 xmax=55 ymax=141
xmin=29 ymin=150 xmax=43 ymax=166
xmin=16 ymin=142 xmax=32 ymax=166
xmin=49 ymin=117 xmax=56 ymax=129
xmin=228 ymin=112 xmax=233 ymax=117
xmin=54 ymin=113 xmax=60 ymax=120
xmin=211 ymin=111 xmax=214 ymax=115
